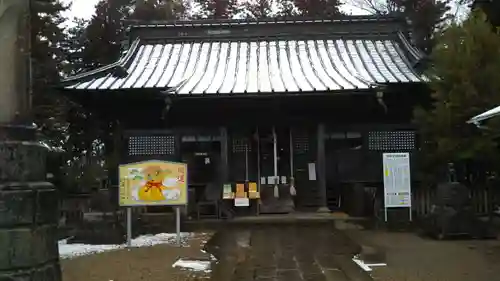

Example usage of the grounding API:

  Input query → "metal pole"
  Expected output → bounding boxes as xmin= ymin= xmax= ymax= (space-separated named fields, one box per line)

xmin=126 ymin=207 xmax=132 ymax=248
xmin=175 ymin=206 xmax=181 ymax=246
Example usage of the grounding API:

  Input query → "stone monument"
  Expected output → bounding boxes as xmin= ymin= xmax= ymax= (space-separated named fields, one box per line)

xmin=0 ymin=0 xmax=62 ymax=280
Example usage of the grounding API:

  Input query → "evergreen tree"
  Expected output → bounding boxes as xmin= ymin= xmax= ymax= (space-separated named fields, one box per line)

xmin=61 ymin=18 xmax=89 ymax=76
xmin=243 ymin=0 xmax=274 ymax=19
xmin=414 ymin=10 xmax=500 ymax=182
xmin=80 ymin=0 xmax=132 ymax=69
xmin=293 ymin=0 xmax=342 ymax=17
xmin=73 ymin=0 xmax=188 ymax=72
xmin=400 ymin=0 xmax=452 ymax=54
xmin=131 ymin=0 xmax=187 ymax=21
xmin=193 ymin=0 xmax=241 ymax=19
xmin=473 ymin=0 xmax=500 ymax=27
xmin=31 ymin=0 xmax=71 ymax=148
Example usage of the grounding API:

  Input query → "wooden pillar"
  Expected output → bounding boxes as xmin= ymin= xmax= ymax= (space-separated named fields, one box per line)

xmin=220 ymin=127 xmax=229 ymax=182
xmin=317 ymin=123 xmax=329 ymax=212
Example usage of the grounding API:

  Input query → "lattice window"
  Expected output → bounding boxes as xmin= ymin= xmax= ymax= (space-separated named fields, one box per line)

xmin=232 ymin=137 xmax=251 ymax=153
xmin=293 ymin=133 xmax=310 ymax=154
xmin=368 ymin=131 xmax=415 ymax=151
xmin=128 ymin=135 xmax=176 ymax=156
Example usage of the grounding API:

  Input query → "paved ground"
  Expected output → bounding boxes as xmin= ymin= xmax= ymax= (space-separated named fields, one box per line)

xmin=62 ymin=216 xmax=500 ymax=281
xmin=206 ymin=223 xmax=370 ymax=281
xmin=346 ymin=226 xmax=500 ymax=281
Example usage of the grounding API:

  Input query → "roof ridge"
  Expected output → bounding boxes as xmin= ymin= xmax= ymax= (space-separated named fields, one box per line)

xmin=125 ymin=15 xmax=403 ymax=29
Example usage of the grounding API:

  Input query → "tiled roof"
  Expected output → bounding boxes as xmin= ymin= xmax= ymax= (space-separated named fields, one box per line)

xmin=62 ymin=17 xmax=426 ymax=95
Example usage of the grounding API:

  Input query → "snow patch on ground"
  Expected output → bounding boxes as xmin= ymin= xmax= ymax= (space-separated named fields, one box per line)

xmin=172 ymin=258 xmax=212 ymax=273
xmin=58 ymin=232 xmax=192 ymax=259
xmin=352 ymin=255 xmax=387 ymax=272
xmin=131 ymin=232 xmax=191 ymax=247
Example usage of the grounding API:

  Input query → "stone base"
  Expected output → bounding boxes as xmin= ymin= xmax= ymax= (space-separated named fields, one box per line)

xmin=0 ymin=127 xmax=62 ymax=281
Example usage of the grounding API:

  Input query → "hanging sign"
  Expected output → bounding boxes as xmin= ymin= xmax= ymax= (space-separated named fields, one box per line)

xmin=235 ymin=183 xmax=246 ymax=198
xmin=222 ymin=184 xmax=234 ymax=199
xmin=248 ymin=182 xmax=260 ymax=199
xmin=382 ymin=153 xmax=412 ymax=208
xmin=308 ymin=163 xmax=317 ymax=181
xmin=119 ymin=160 xmax=188 ymax=206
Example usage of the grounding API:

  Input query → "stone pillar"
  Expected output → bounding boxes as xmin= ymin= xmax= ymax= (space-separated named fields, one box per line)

xmin=0 ymin=0 xmax=31 ymax=123
xmin=0 ymin=0 xmax=62 ymax=280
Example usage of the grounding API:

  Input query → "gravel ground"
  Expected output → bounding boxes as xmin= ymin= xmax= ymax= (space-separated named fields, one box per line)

xmin=347 ymin=228 xmax=500 ymax=281
xmin=61 ymin=233 xmax=213 ymax=281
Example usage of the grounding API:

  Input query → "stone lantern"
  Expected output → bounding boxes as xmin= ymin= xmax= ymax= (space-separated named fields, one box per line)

xmin=0 ymin=0 xmax=62 ymax=280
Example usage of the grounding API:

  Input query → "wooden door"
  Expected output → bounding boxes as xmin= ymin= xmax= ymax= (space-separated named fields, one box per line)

xmin=292 ymin=128 xmax=320 ymax=209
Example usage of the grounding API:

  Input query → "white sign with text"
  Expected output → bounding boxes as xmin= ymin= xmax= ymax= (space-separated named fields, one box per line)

xmin=382 ymin=153 xmax=412 ymax=208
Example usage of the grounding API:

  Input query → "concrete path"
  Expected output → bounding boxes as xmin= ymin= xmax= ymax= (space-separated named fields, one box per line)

xmin=205 ymin=223 xmax=371 ymax=281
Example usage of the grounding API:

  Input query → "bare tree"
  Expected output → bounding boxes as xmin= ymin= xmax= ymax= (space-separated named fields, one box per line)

xmin=350 ymin=0 xmax=470 ymax=19
xmin=349 ymin=0 xmax=401 ymax=15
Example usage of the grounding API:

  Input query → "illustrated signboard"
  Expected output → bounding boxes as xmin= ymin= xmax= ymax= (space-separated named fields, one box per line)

xmin=382 ymin=153 xmax=412 ymax=222
xmin=119 ymin=160 xmax=188 ymax=206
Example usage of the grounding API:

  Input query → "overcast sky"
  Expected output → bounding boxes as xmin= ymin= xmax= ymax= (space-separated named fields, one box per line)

xmin=61 ymin=0 xmax=467 ymax=23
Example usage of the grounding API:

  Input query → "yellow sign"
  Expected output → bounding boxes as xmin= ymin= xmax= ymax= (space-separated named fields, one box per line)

xmin=119 ymin=160 xmax=188 ymax=206
xmin=248 ymin=182 xmax=257 ymax=192
xmin=235 ymin=183 xmax=246 ymax=198
xmin=248 ymin=182 xmax=260 ymax=199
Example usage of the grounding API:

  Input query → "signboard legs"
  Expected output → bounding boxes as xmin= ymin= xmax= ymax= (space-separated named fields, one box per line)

xmin=175 ymin=206 xmax=181 ymax=246
xmin=126 ymin=207 xmax=132 ymax=248
xmin=384 ymin=207 xmax=412 ymax=222
xmin=125 ymin=206 xmax=181 ymax=248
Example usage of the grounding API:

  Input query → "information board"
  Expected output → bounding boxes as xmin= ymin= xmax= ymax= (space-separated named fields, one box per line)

xmin=118 ymin=160 xmax=188 ymax=206
xmin=382 ymin=153 xmax=412 ymax=208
